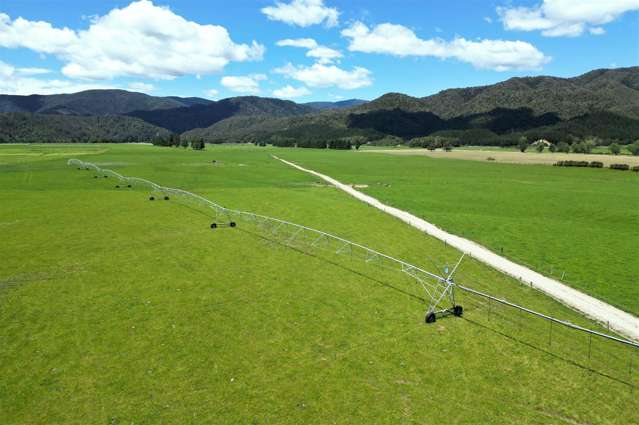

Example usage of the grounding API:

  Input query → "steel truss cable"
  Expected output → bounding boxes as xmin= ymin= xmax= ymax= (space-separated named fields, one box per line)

xmin=68 ymin=158 xmax=459 ymax=317
xmin=66 ymin=158 xmax=639 ymax=354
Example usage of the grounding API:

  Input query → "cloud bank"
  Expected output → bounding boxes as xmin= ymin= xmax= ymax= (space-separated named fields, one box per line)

xmin=0 ymin=0 xmax=264 ymax=80
xmin=341 ymin=21 xmax=550 ymax=71
xmin=261 ymin=0 xmax=339 ymax=27
xmin=498 ymin=0 xmax=639 ymax=37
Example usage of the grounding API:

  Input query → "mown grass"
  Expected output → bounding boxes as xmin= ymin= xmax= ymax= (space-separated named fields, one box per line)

xmin=278 ymin=148 xmax=639 ymax=316
xmin=1 ymin=144 xmax=638 ymax=424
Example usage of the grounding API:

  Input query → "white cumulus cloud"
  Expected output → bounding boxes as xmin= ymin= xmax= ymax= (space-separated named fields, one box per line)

xmin=0 ymin=0 xmax=264 ymax=80
xmin=261 ymin=0 xmax=339 ymax=27
xmin=276 ymin=38 xmax=342 ymax=64
xmin=221 ymin=74 xmax=267 ymax=94
xmin=275 ymin=62 xmax=372 ymax=89
xmin=16 ymin=67 xmax=51 ymax=76
xmin=272 ymin=85 xmax=311 ymax=98
xmin=341 ymin=21 xmax=550 ymax=71
xmin=128 ymin=82 xmax=154 ymax=92
xmin=0 ymin=60 xmax=116 ymax=95
xmin=205 ymin=88 xmax=219 ymax=98
xmin=497 ymin=0 xmax=639 ymax=37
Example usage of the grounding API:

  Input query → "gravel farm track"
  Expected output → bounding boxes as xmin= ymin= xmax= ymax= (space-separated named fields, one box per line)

xmin=275 ymin=156 xmax=639 ymax=342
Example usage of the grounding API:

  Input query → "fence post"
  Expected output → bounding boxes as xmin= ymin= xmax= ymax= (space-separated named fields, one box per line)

xmin=488 ymin=297 xmax=491 ymax=321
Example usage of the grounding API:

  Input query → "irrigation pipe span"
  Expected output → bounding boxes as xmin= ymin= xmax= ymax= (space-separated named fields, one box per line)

xmin=273 ymin=155 xmax=639 ymax=343
xmin=67 ymin=158 xmax=639 ymax=351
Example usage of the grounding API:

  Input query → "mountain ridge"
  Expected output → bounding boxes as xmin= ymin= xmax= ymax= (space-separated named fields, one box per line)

xmin=1 ymin=66 xmax=638 ymax=144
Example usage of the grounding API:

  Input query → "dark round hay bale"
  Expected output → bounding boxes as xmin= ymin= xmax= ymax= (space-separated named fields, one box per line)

xmin=149 ymin=196 xmax=155 ymax=201
xmin=453 ymin=305 xmax=463 ymax=317
xmin=210 ymin=223 xmax=217 ymax=229
xmin=425 ymin=312 xmax=437 ymax=324
xmin=229 ymin=222 xmax=237 ymax=228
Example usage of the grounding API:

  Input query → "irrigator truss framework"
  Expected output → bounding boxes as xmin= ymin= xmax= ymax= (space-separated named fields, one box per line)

xmin=69 ymin=158 xmax=462 ymax=321
xmin=67 ymin=158 xmax=639 ymax=358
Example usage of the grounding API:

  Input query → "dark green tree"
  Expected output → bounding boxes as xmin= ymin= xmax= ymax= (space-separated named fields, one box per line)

xmin=609 ymin=143 xmax=621 ymax=155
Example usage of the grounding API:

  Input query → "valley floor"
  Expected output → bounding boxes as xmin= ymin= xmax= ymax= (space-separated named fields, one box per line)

xmin=1 ymin=144 xmax=638 ymax=424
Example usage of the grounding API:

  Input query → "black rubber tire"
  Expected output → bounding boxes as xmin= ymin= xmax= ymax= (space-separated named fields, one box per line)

xmin=164 ymin=196 xmax=169 ymax=201
xmin=149 ymin=196 xmax=155 ymax=201
xmin=425 ymin=312 xmax=437 ymax=324
xmin=115 ymin=185 xmax=120 ymax=188
xmin=229 ymin=222 xmax=236 ymax=228
xmin=453 ymin=305 xmax=463 ymax=317
xmin=94 ymin=176 xmax=98 ymax=178
xmin=127 ymin=185 xmax=132 ymax=188
xmin=210 ymin=223 xmax=217 ymax=229
xmin=104 ymin=175 xmax=108 ymax=178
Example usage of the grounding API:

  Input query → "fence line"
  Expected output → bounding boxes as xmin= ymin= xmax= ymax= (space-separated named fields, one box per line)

xmin=458 ymin=285 xmax=639 ymax=349
xmin=68 ymin=158 xmax=639 ymax=384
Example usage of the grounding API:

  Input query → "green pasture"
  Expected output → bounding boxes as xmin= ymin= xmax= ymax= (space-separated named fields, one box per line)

xmin=1 ymin=144 xmax=637 ymax=424
xmin=278 ymin=148 xmax=639 ymax=315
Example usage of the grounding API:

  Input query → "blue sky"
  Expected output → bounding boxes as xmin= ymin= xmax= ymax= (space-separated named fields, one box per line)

xmin=0 ymin=0 xmax=637 ymax=101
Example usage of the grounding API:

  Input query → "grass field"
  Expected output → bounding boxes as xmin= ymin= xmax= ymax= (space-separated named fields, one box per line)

xmin=275 ymin=148 xmax=639 ymax=316
xmin=1 ymin=144 xmax=638 ymax=424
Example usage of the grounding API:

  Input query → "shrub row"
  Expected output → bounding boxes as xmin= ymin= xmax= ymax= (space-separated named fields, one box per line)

xmin=609 ymin=163 xmax=630 ymax=171
xmin=554 ymin=160 xmax=591 ymax=167
xmin=555 ymin=161 xmax=638 ymax=171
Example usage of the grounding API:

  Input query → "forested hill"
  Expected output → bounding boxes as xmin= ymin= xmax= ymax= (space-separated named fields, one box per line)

xmin=356 ymin=66 xmax=639 ymax=120
xmin=1 ymin=67 xmax=638 ymax=144
xmin=127 ymin=96 xmax=314 ymax=133
xmin=0 ymin=90 xmax=212 ymax=115
xmin=0 ymin=113 xmax=170 ymax=143
xmin=304 ymin=99 xmax=368 ymax=110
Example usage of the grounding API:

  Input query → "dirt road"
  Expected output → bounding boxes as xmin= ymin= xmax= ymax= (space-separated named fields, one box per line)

xmin=275 ymin=156 xmax=639 ymax=341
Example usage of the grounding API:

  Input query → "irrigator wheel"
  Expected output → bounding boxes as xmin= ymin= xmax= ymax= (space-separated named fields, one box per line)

xmin=229 ymin=222 xmax=237 ymax=228
xmin=453 ymin=305 xmax=463 ymax=317
xmin=164 ymin=196 xmax=170 ymax=201
xmin=115 ymin=185 xmax=120 ymax=189
xmin=425 ymin=312 xmax=437 ymax=324
xmin=210 ymin=223 xmax=217 ymax=229
xmin=149 ymin=196 xmax=155 ymax=201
